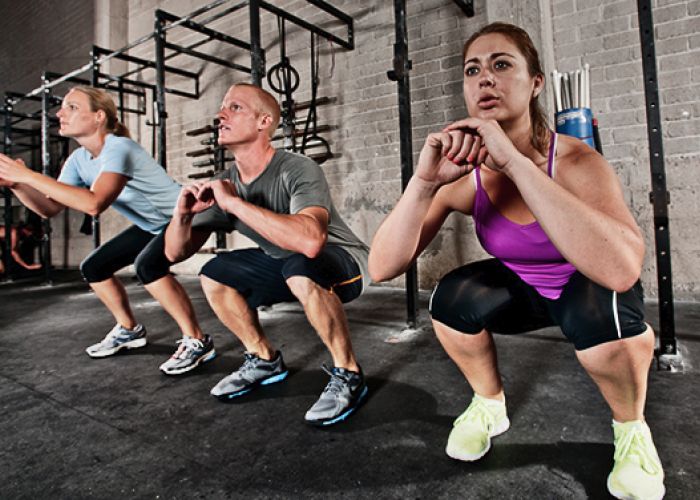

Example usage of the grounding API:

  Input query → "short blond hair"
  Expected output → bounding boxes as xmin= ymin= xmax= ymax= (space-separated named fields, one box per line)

xmin=230 ymin=83 xmax=281 ymax=137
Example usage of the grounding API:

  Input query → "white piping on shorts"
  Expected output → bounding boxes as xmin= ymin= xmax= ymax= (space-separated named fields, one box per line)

xmin=612 ymin=290 xmax=622 ymax=338
xmin=428 ymin=284 xmax=438 ymax=313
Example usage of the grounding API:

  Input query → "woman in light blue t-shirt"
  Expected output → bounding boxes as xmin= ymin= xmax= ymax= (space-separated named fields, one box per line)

xmin=0 ymin=86 xmax=215 ymax=375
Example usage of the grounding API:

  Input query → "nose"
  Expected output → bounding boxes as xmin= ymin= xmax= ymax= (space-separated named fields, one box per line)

xmin=479 ymin=70 xmax=495 ymax=88
xmin=56 ymin=108 xmax=64 ymax=118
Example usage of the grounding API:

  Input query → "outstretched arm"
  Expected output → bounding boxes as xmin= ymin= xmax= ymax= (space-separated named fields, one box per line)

xmin=0 ymin=154 xmax=127 ymax=217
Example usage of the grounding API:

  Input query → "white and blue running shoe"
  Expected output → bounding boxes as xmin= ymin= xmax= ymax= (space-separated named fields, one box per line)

xmin=305 ymin=364 xmax=368 ymax=427
xmin=159 ymin=334 xmax=216 ymax=375
xmin=210 ymin=351 xmax=288 ymax=399
xmin=85 ymin=323 xmax=147 ymax=358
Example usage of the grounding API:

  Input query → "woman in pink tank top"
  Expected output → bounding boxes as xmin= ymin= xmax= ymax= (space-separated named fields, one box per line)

xmin=369 ymin=22 xmax=664 ymax=500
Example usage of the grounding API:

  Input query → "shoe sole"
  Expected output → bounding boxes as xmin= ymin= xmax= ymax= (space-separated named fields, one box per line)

xmin=160 ymin=349 xmax=217 ymax=376
xmin=212 ymin=370 xmax=289 ymax=400
xmin=85 ymin=338 xmax=147 ymax=358
xmin=607 ymin=475 xmax=665 ymax=500
xmin=305 ymin=385 xmax=369 ymax=427
xmin=445 ymin=417 xmax=511 ymax=462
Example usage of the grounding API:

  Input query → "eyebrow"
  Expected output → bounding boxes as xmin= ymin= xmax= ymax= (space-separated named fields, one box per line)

xmin=464 ymin=52 xmax=516 ymax=66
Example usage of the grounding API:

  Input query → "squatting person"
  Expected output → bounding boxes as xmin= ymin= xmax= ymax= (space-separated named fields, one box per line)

xmin=369 ymin=23 xmax=664 ymax=500
xmin=0 ymin=86 xmax=214 ymax=375
xmin=164 ymin=83 xmax=369 ymax=426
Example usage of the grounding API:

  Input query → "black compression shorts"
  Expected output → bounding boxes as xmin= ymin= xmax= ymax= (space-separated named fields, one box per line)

xmin=429 ymin=258 xmax=648 ymax=351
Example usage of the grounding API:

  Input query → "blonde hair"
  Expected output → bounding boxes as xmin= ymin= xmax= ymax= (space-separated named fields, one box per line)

xmin=230 ymin=83 xmax=281 ymax=137
xmin=70 ymin=86 xmax=131 ymax=138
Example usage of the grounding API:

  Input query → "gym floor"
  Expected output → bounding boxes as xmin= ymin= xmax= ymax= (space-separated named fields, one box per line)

xmin=1 ymin=270 xmax=698 ymax=499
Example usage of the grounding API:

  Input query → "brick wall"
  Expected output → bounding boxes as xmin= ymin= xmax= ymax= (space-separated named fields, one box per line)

xmin=552 ymin=0 xmax=700 ymax=300
xmin=3 ymin=0 xmax=699 ymax=300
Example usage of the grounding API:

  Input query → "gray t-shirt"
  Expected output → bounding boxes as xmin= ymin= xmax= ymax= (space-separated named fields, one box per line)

xmin=193 ymin=150 xmax=370 ymax=288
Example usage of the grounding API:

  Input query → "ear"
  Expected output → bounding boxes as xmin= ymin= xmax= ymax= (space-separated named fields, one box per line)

xmin=258 ymin=113 xmax=272 ymax=132
xmin=532 ymin=74 xmax=545 ymax=98
xmin=95 ymin=109 xmax=107 ymax=125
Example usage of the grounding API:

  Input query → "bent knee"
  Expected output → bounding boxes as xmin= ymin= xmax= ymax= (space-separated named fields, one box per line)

xmin=429 ymin=280 xmax=488 ymax=334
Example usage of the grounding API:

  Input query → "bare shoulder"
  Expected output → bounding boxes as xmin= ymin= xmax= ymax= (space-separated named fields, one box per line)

xmin=554 ymin=135 xmax=619 ymax=197
xmin=435 ymin=172 xmax=475 ymax=215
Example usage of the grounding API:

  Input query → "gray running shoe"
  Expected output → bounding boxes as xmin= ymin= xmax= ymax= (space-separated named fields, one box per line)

xmin=305 ymin=364 xmax=368 ymax=426
xmin=210 ymin=351 xmax=288 ymax=400
xmin=85 ymin=323 xmax=147 ymax=358
xmin=159 ymin=334 xmax=216 ymax=375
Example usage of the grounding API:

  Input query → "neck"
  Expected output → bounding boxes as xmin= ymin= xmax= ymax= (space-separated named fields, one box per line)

xmin=76 ymin=130 xmax=108 ymax=159
xmin=500 ymin=113 xmax=543 ymax=162
xmin=228 ymin=139 xmax=276 ymax=182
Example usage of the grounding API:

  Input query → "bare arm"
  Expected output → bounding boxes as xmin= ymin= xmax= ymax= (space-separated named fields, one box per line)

xmin=9 ymin=182 xmax=65 ymax=218
xmin=207 ymin=179 xmax=329 ymax=259
xmin=507 ymin=148 xmax=644 ymax=291
xmin=10 ymin=228 xmax=41 ymax=270
xmin=164 ymin=184 xmax=214 ymax=263
xmin=0 ymin=153 xmax=127 ymax=217
xmin=446 ymin=118 xmax=644 ymax=291
xmin=369 ymin=129 xmax=480 ymax=282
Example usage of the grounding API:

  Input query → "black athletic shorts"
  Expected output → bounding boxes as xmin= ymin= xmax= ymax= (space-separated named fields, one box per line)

xmin=199 ymin=246 xmax=363 ymax=309
xmin=429 ymin=258 xmax=648 ymax=351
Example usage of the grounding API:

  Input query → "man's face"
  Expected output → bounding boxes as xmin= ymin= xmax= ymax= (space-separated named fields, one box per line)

xmin=217 ymin=86 xmax=265 ymax=147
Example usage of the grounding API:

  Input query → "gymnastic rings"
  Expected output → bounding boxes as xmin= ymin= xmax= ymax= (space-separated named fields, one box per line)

xmin=267 ymin=57 xmax=300 ymax=96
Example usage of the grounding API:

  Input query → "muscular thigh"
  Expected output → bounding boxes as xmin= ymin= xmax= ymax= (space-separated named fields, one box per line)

xmin=429 ymin=259 xmax=553 ymax=334
xmin=546 ymin=272 xmax=648 ymax=350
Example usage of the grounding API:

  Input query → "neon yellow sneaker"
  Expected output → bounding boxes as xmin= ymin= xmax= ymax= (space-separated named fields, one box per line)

xmin=607 ymin=420 xmax=665 ymax=500
xmin=445 ymin=393 xmax=510 ymax=461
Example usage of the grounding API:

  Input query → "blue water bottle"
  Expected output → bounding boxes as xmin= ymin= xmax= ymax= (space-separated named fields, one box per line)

xmin=555 ymin=107 xmax=594 ymax=149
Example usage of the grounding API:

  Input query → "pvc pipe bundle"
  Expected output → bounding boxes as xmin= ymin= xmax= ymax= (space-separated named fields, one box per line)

xmin=551 ymin=63 xmax=590 ymax=112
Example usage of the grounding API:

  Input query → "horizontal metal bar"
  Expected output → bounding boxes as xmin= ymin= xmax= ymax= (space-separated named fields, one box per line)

xmin=158 ymin=9 xmax=252 ymax=52
xmin=259 ymin=0 xmax=352 ymax=49
xmin=163 ymin=41 xmax=251 ymax=73
xmin=165 ymin=87 xmax=199 ymax=99
xmin=197 ymin=1 xmax=248 ymax=27
xmin=93 ymin=45 xmax=199 ymax=81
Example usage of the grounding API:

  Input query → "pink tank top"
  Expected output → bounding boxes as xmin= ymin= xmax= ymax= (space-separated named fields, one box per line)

xmin=472 ymin=132 xmax=576 ymax=299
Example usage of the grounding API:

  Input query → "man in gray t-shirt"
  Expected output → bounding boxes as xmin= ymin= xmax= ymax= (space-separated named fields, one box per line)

xmin=165 ymin=83 xmax=369 ymax=426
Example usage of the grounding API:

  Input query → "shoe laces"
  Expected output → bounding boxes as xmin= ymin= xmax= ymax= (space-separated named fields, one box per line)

xmin=454 ymin=397 xmax=497 ymax=431
xmin=237 ymin=352 xmax=264 ymax=376
xmin=172 ymin=336 xmax=204 ymax=359
xmin=613 ymin=423 xmax=662 ymax=475
xmin=320 ymin=364 xmax=348 ymax=396
xmin=101 ymin=324 xmax=129 ymax=344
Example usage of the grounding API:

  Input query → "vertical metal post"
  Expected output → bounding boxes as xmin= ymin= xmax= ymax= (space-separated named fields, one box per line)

xmin=388 ymin=0 xmax=418 ymax=328
xmin=3 ymin=96 xmax=14 ymax=279
xmin=40 ymin=75 xmax=53 ymax=284
xmin=118 ymin=78 xmax=125 ymax=123
xmin=154 ymin=11 xmax=168 ymax=169
xmin=637 ymin=0 xmax=676 ymax=357
xmin=249 ymin=0 xmax=265 ymax=86
xmin=90 ymin=50 xmax=101 ymax=248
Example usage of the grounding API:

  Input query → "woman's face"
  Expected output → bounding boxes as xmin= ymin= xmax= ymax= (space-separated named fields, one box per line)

xmin=56 ymin=90 xmax=102 ymax=138
xmin=462 ymin=33 xmax=542 ymax=122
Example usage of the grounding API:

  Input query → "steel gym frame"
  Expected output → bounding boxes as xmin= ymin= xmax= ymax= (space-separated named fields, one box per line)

xmin=1 ymin=0 xmax=680 ymax=366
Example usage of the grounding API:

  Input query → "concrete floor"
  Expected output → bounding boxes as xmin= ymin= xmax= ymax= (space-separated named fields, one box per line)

xmin=1 ymin=270 xmax=698 ymax=499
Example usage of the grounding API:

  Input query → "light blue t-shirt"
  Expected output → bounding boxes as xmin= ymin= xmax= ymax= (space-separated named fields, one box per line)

xmin=58 ymin=134 xmax=181 ymax=233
